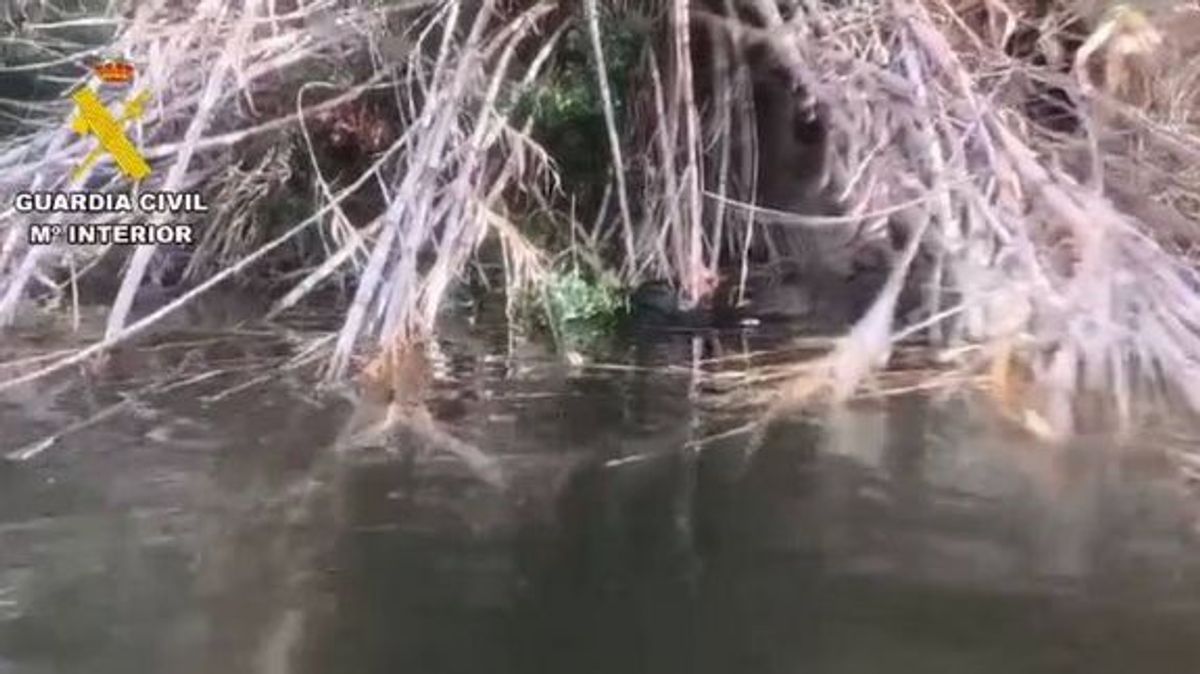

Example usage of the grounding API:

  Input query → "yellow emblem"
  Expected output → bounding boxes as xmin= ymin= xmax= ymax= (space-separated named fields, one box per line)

xmin=69 ymin=87 xmax=152 ymax=182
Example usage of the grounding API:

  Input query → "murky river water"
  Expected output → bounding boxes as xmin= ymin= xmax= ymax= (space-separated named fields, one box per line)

xmin=3 ymin=307 xmax=1200 ymax=674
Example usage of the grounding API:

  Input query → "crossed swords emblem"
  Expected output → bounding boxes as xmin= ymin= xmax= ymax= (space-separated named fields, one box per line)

xmin=68 ymin=61 xmax=152 ymax=182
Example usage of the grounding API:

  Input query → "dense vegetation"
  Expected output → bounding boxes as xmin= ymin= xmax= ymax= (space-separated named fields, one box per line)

xmin=1 ymin=0 xmax=1199 ymax=440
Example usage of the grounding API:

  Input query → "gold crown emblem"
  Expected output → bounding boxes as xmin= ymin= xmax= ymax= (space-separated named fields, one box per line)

xmin=93 ymin=60 xmax=135 ymax=84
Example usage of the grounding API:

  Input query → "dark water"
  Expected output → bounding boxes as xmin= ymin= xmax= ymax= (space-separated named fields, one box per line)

xmin=2 ymin=312 xmax=1200 ymax=674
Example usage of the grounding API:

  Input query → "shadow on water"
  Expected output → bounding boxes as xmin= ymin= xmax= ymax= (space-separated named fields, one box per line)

xmin=3 ymin=306 xmax=1200 ymax=674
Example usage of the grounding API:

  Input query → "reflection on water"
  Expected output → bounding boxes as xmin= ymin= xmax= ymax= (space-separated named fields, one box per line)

xmin=2 ymin=322 xmax=1200 ymax=674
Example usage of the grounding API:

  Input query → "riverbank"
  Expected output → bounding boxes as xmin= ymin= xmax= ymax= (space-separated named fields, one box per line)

xmin=2 ymin=0 xmax=1200 ymax=439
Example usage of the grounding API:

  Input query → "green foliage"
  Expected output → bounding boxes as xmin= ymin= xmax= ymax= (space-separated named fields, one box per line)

xmin=493 ymin=11 xmax=649 ymax=340
xmin=539 ymin=266 xmax=629 ymax=349
xmin=519 ymin=12 xmax=647 ymax=194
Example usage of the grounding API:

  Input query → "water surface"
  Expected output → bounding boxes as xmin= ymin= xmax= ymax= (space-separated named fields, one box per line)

xmin=2 ymin=313 xmax=1200 ymax=674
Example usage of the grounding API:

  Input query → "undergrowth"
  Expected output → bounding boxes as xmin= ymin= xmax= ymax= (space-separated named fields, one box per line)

xmin=541 ymin=266 xmax=628 ymax=348
xmin=1 ymin=0 xmax=1200 ymax=442
xmin=524 ymin=13 xmax=646 ymax=206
